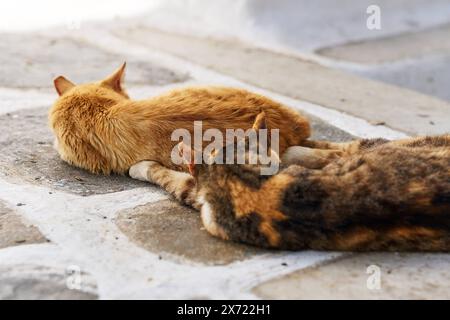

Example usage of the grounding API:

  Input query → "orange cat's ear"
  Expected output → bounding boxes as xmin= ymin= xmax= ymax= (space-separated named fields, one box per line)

xmin=252 ymin=111 xmax=267 ymax=131
xmin=177 ymin=142 xmax=196 ymax=176
xmin=102 ymin=62 xmax=126 ymax=92
xmin=54 ymin=76 xmax=75 ymax=96
xmin=252 ymin=110 xmax=274 ymax=157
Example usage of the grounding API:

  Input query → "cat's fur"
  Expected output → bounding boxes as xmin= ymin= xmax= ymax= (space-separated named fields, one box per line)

xmin=49 ymin=63 xmax=320 ymax=175
xmin=130 ymin=113 xmax=450 ymax=251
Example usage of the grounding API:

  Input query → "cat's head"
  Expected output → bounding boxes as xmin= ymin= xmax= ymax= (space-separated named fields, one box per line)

xmin=177 ymin=112 xmax=281 ymax=188
xmin=52 ymin=62 xmax=129 ymax=101
xmin=49 ymin=63 xmax=129 ymax=174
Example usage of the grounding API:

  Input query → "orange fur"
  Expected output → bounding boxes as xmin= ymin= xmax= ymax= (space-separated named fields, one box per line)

xmin=49 ymin=64 xmax=311 ymax=174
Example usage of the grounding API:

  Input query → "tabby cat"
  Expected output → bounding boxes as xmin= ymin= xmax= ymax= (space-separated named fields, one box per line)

xmin=130 ymin=112 xmax=450 ymax=251
xmin=49 ymin=63 xmax=339 ymax=175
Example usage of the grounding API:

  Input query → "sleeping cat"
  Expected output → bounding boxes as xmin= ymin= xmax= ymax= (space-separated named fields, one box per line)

xmin=49 ymin=63 xmax=339 ymax=175
xmin=129 ymin=112 xmax=450 ymax=251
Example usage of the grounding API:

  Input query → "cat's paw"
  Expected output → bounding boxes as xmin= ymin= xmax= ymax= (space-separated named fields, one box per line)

xmin=129 ymin=161 xmax=156 ymax=182
xmin=326 ymin=149 xmax=344 ymax=160
xmin=282 ymin=146 xmax=343 ymax=169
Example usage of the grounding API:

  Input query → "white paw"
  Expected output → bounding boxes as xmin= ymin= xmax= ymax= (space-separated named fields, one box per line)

xmin=129 ymin=161 xmax=154 ymax=182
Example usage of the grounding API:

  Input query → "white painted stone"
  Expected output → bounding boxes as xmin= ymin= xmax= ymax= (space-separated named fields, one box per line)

xmin=0 ymin=179 xmax=339 ymax=299
xmin=0 ymin=244 xmax=97 ymax=299
xmin=0 ymin=88 xmax=54 ymax=115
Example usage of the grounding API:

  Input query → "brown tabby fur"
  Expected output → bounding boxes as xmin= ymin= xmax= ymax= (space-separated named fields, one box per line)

xmin=130 ymin=113 xmax=450 ymax=251
xmin=49 ymin=63 xmax=314 ymax=175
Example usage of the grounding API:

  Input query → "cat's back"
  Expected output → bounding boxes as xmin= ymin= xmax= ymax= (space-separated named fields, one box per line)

xmin=147 ymin=86 xmax=302 ymax=116
xmin=318 ymin=137 xmax=450 ymax=215
xmin=280 ymin=136 xmax=450 ymax=215
xmin=135 ymin=86 xmax=311 ymax=148
xmin=327 ymin=138 xmax=449 ymax=184
xmin=356 ymin=135 xmax=450 ymax=179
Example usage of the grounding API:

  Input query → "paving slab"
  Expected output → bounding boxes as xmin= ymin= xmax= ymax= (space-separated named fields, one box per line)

xmin=0 ymin=264 xmax=97 ymax=300
xmin=353 ymin=54 xmax=450 ymax=103
xmin=0 ymin=33 xmax=188 ymax=89
xmin=317 ymin=23 xmax=450 ymax=102
xmin=0 ymin=107 xmax=148 ymax=196
xmin=0 ymin=200 xmax=47 ymax=249
xmin=116 ymin=199 xmax=263 ymax=265
xmin=317 ymin=23 xmax=450 ymax=64
xmin=253 ymin=252 xmax=450 ymax=299
xmin=114 ymin=26 xmax=450 ymax=136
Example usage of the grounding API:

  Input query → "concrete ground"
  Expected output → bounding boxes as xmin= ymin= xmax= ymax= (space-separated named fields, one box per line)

xmin=0 ymin=6 xmax=449 ymax=299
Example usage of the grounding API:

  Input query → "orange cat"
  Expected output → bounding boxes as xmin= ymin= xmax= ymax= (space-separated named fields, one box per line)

xmin=49 ymin=63 xmax=327 ymax=175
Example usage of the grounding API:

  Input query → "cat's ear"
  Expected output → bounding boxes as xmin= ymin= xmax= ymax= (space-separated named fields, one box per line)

xmin=252 ymin=111 xmax=267 ymax=131
xmin=102 ymin=62 xmax=126 ymax=92
xmin=54 ymin=76 xmax=75 ymax=96
xmin=252 ymin=110 xmax=275 ymax=158
xmin=177 ymin=142 xmax=196 ymax=175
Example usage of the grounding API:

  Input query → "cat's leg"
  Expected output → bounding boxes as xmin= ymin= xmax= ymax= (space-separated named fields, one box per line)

xmin=283 ymin=139 xmax=362 ymax=168
xmin=304 ymin=138 xmax=390 ymax=154
xmin=281 ymin=146 xmax=343 ymax=169
xmin=303 ymin=139 xmax=361 ymax=153
xmin=129 ymin=161 xmax=201 ymax=210
xmin=283 ymin=138 xmax=391 ymax=168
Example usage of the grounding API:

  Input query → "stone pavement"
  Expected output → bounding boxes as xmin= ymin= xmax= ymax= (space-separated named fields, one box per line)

xmin=140 ymin=0 xmax=450 ymax=103
xmin=0 ymin=14 xmax=449 ymax=299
